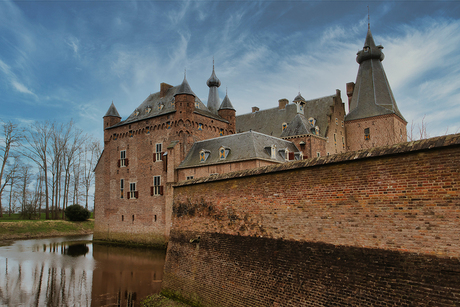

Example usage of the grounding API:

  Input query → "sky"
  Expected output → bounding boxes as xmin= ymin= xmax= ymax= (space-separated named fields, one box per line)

xmin=1 ymin=0 xmax=460 ymax=142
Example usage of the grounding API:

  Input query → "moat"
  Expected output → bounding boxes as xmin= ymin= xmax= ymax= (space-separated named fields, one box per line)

xmin=0 ymin=235 xmax=166 ymax=306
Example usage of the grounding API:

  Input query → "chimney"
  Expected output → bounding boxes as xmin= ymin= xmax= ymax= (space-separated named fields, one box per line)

xmin=346 ymin=82 xmax=355 ymax=111
xmin=160 ymin=83 xmax=173 ymax=98
xmin=278 ymin=99 xmax=289 ymax=110
xmin=252 ymin=107 xmax=259 ymax=113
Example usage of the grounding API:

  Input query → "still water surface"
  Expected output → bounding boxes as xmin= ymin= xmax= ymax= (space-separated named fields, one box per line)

xmin=0 ymin=235 xmax=166 ymax=306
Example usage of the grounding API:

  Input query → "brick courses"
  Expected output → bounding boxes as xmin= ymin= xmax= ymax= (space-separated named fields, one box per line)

xmin=163 ymin=133 xmax=460 ymax=306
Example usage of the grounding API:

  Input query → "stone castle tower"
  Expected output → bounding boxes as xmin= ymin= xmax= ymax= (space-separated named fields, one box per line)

xmin=345 ymin=27 xmax=407 ymax=151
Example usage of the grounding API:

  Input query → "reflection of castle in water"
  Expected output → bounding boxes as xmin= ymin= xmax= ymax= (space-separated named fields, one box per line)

xmin=0 ymin=238 xmax=166 ymax=307
xmin=91 ymin=244 xmax=165 ymax=307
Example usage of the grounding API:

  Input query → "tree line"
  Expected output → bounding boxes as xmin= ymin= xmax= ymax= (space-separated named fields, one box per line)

xmin=0 ymin=120 xmax=101 ymax=219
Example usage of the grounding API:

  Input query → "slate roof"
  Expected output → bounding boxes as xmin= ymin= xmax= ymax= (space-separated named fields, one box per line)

xmin=219 ymin=93 xmax=235 ymax=110
xmin=206 ymin=65 xmax=221 ymax=115
xmin=177 ymin=130 xmax=300 ymax=168
xmin=104 ymin=102 xmax=121 ymax=118
xmin=236 ymin=94 xmax=336 ymax=138
xmin=280 ymin=114 xmax=315 ymax=137
xmin=346 ymin=28 xmax=406 ymax=122
xmin=108 ymin=81 xmax=223 ymax=128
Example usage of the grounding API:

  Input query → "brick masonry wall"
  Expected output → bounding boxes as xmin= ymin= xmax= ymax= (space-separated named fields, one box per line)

xmin=95 ymin=93 xmax=234 ymax=245
xmin=345 ymin=113 xmax=407 ymax=152
xmin=163 ymin=133 xmax=460 ymax=306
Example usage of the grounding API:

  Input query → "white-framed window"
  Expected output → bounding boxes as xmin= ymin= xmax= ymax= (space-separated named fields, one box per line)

xmin=152 ymin=176 xmax=162 ymax=195
xmin=120 ymin=179 xmax=124 ymax=198
xmin=155 ymin=143 xmax=162 ymax=161
xmin=271 ymin=145 xmax=276 ymax=159
xmin=120 ymin=150 xmax=127 ymax=167
xmin=129 ymin=182 xmax=137 ymax=199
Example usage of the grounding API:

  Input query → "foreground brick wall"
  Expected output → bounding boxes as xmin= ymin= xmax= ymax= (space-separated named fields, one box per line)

xmin=163 ymin=133 xmax=460 ymax=306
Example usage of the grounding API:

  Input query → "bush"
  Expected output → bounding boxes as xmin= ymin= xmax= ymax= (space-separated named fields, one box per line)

xmin=65 ymin=204 xmax=90 ymax=221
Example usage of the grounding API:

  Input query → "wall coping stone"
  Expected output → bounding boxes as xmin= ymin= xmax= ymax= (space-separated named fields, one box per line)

xmin=174 ymin=133 xmax=460 ymax=187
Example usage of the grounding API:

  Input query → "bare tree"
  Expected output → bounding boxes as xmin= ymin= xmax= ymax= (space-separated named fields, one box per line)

xmin=0 ymin=121 xmax=22 ymax=217
xmin=23 ymin=121 xmax=53 ymax=219
xmin=83 ymin=140 xmax=101 ymax=210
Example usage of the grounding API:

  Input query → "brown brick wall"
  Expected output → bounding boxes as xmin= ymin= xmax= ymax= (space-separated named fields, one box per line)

xmin=345 ymin=113 xmax=407 ymax=152
xmin=94 ymin=93 xmax=235 ymax=245
xmin=325 ymin=90 xmax=346 ymax=155
xmin=163 ymin=134 xmax=460 ymax=306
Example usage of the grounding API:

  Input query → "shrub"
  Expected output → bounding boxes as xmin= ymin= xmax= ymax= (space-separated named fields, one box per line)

xmin=65 ymin=204 xmax=90 ymax=221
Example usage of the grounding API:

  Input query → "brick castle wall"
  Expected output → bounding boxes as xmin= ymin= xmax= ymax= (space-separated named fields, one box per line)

xmin=163 ymin=133 xmax=460 ymax=306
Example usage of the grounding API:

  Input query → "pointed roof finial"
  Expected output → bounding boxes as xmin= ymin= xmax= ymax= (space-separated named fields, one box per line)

xmin=175 ymin=70 xmax=196 ymax=97
xmin=368 ymin=6 xmax=370 ymax=30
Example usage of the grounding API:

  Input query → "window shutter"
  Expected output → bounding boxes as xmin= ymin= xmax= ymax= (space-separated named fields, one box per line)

xmin=289 ymin=152 xmax=294 ymax=160
xmin=153 ymin=153 xmax=156 ymax=162
xmin=303 ymin=156 xmax=308 ymax=160
xmin=163 ymin=154 xmax=167 ymax=172
xmin=135 ymin=191 xmax=138 ymax=199
xmin=159 ymin=186 xmax=164 ymax=195
xmin=117 ymin=160 xmax=120 ymax=167
xmin=125 ymin=159 xmax=129 ymax=166
xmin=150 ymin=186 xmax=154 ymax=196
xmin=127 ymin=192 xmax=130 ymax=199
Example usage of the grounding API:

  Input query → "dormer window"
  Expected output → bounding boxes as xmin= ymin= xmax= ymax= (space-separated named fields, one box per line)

xmin=295 ymin=152 xmax=303 ymax=160
xmin=134 ymin=109 xmax=140 ymax=116
xmin=146 ymin=106 xmax=152 ymax=114
xmin=315 ymin=126 xmax=320 ymax=135
xmin=278 ymin=149 xmax=287 ymax=160
xmin=199 ymin=149 xmax=210 ymax=162
xmin=158 ymin=103 xmax=164 ymax=110
xmin=219 ymin=146 xmax=230 ymax=160
xmin=195 ymin=102 xmax=199 ymax=108
xmin=308 ymin=117 xmax=316 ymax=126
xmin=282 ymin=123 xmax=288 ymax=131
xmin=296 ymin=102 xmax=304 ymax=114
xmin=271 ymin=145 xmax=276 ymax=159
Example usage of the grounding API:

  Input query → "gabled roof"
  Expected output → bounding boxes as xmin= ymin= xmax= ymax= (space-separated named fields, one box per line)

xmin=104 ymin=102 xmax=121 ymax=118
xmin=108 ymin=83 xmax=219 ymax=128
xmin=280 ymin=114 xmax=314 ymax=137
xmin=346 ymin=28 xmax=406 ymax=123
xmin=236 ymin=94 xmax=336 ymax=138
xmin=177 ymin=131 xmax=300 ymax=168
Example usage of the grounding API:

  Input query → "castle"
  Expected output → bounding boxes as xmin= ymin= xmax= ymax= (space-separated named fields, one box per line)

xmin=94 ymin=27 xmax=407 ymax=246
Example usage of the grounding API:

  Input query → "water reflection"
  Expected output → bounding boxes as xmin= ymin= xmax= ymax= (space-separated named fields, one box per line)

xmin=0 ymin=235 xmax=166 ymax=306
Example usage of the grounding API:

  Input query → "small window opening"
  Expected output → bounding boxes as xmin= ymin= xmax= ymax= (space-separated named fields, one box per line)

xmin=364 ymin=128 xmax=370 ymax=140
xmin=122 ymin=215 xmax=124 ymax=221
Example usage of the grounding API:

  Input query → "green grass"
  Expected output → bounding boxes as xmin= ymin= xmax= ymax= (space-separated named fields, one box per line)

xmin=0 ymin=219 xmax=94 ymax=240
xmin=0 ymin=212 xmax=94 ymax=222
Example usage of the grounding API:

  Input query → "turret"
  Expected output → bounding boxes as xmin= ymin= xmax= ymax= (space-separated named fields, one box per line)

xmin=206 ymin=62 xmax=221 ymax=115
xmin=174 ymin=73 xmax=196 ymax=120
xmin=293 ymin=93 xmax=306 ymax=114
xmin=218 ymin=91 xmax=236 ymax=133
xmin=103 ymin=102 xmax=121 ymax=143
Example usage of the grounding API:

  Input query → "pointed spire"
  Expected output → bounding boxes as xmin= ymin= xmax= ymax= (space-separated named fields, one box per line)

xmin=346 ymin=28 xmax=405 ymax=123
xmin=206 ymin=60 xmax=221 ymax=114
xmin=219 ymin=90 xmax=235 ymax=111
xmin=174 ymin=72 xmax=196 ymax=97
xmin=104 ymin=101 xmax=121 ymax=118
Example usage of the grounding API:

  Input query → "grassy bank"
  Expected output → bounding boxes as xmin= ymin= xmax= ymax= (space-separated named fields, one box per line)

xmin=0 ymin=219 xmax=94 ymax=241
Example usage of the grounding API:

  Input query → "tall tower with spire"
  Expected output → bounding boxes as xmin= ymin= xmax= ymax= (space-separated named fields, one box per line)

xmin=345 ymin=27 xmax=407 ymax=151
xmin=206 ymin=61 xmax=221 ymax=115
